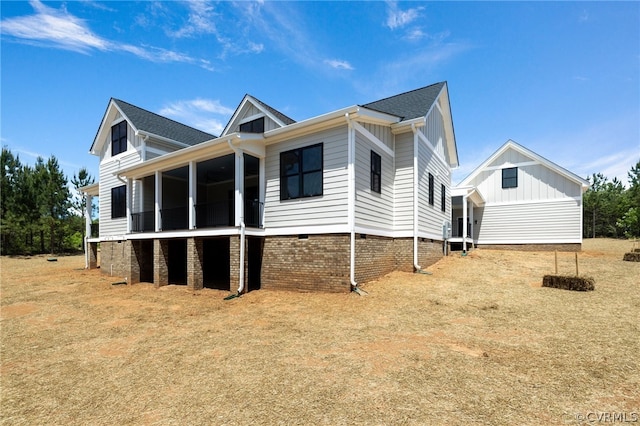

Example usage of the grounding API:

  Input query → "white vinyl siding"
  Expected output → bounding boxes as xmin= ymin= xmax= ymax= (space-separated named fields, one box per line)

xmin=393 ymin=132 xmax=414 ymax=232
xmin=417 ymin=140 xmax=450 ymax=238
xmin=354 ymin=131 xmax=394 ymax=230
xmin=98 ymin=149 xmax=142 ymax=237
xmin=264 ymin=126 xmax=349 ymax=229
xmin=474 ymin=198 xmax=583 ymax=243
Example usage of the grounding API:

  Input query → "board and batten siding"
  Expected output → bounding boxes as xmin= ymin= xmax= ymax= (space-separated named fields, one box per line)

xmin=354 ymin=129 xmax=394 ymax=230
xmin=474 ymin=198 xmax=583 ymax=243
xmin=230 ymin=104 xmax=281 ymax=133
xmin=393 ymin=132 xmax=414 ymax=233
xmin=264 ymin=126 xmax=349 ymax=229
xmin=469 ymin=151 xmax=582 ymax=204
xmin=423 ymin=104 xmax=446 ymax=159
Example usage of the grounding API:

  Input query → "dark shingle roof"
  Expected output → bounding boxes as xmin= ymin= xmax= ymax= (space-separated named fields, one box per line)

xmin=250 ymin=95 xmax=296 ymax=125
xmin=362 ymin=81 xmax=446 ymax=121
xmin=113 ymin=98 xmax=216 ymax=146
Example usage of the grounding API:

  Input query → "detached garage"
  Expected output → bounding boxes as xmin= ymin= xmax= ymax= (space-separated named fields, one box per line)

xmin=452 ymin=140 xmax=590 ymax=252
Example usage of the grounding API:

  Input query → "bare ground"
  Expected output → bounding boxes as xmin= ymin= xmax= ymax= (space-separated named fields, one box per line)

xmin=1 ymin=239 xmax=638 ymax=425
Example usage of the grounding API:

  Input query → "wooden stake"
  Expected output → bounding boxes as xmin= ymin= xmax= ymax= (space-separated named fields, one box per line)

xmin=555 ymin=251 xmax=558 ymax=274
xmin=575 ymin=252 xmax=579 ymax=276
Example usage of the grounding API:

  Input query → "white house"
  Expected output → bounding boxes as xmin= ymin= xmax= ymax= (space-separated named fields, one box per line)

xmin=83 ymin=82 xmax=459 ymax=293
xmin=451 ymin=140 xmax=589 ymax=252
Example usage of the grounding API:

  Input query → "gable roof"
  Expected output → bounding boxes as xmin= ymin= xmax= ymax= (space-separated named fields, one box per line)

xmin=89 ymin=98 xmax=216 ymax=154
xmin=112 ymin=99 xmax=216 ymax=146
xmin=221 ymin=94 xmax=295 ymax=137
xmin=457 ymin=139 xmax=590 ymax=190
xmin=362 ymin=81 xmax=446 ymax=121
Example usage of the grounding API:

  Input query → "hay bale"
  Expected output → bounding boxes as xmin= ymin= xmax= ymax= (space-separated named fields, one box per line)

xmin=542 ymin=275 xmax=595 ymax=291
xmin=623 ymin=252 xmax=640 ymax=262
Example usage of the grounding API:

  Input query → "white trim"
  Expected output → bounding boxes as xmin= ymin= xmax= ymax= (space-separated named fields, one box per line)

xmin=416 ymin=130 xmax=449 ymax=171
xmin=481 ymin=161 xmax=539 ymax=171
xmin=483 ymin=196 xmax=582 ymax=207
xmin=351 ymin=121 xmax=394 ymax=158
xmin=476 ymin=238 xmax=583 ymax=245
xmin=238 ymin=112 xmax=265 ymax=125
xmin=263 ymin=224 xmax=350 ymax=236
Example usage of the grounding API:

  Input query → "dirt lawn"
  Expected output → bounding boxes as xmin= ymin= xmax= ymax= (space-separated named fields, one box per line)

xmin=1 ymin=239 xmax=638 ymax=425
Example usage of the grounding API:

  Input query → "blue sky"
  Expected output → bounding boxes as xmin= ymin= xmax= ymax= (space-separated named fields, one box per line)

xmin=2 ymin=1 xmax=639 ymax=188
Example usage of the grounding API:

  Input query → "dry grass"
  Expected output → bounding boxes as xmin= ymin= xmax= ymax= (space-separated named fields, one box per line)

xmin=1 ymin=239 xmax=638 ymax=425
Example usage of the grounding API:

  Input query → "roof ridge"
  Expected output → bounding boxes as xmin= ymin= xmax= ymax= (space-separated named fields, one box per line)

xmin=112 ymin=98 xmax=216 ymax=138
xmin=364 ymin=81 xmax=446 ymax=105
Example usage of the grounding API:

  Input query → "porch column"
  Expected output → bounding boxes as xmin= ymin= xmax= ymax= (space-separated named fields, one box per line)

xmin=154 ymin=239 xmax=169 ymax=287
xmin=469 ymin=199 xmax=475 ymax=248
xmin=259 ymin=157 xmax=266 ymax=227
xmin=126 ymin=178 xmax=133 ymax=234
xmin=84 ymin=193 xmax=92 ymax=269
xmin=186 ymin=237 xmax=203 ymax=290
xmin=235 ymin=152 xmax=244 ymax=226
xmin=462 ymin=194 xmax=468 ymax=253
xmin=188 ymin=161 xmax=196 ymax=229
xmin=155 ymin=171 xmax=162 ymax=232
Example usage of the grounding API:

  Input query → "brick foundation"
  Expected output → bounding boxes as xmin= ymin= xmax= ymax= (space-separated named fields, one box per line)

xmin=476 ymin=243 xmax=582 ymax=252
xmin=154 ymin=239 xmax=169 ymax=287
xmin=99 ymin=240 xmax=129 ymax=278
xmin=187 ymin=238 xmax=204 ymax=291
xmin=261 ymin=234 xmax=351 ymax=293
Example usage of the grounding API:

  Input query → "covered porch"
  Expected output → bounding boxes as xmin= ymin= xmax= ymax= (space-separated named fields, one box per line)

xmin=450 ymin=186 xmax=485 ymax=253
xmin=119 ymin=133 xmax=265 ymax=235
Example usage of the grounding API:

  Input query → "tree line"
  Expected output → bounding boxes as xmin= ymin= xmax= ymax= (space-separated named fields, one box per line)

xmin=583 ymin=161 xmax=640 ymax=239
xmin=1 ymin=146 xmax=639 ymax=255
xmin=1 ymin=147 xmax=94 ymax=255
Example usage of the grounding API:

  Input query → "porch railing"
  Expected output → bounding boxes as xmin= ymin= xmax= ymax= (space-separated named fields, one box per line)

xmin=90 ymin=223 xmax=99 ymax=238
xmin=195 ymin=200 xmax=233 ymax=228
xmin=131 ymin=210 xmax=155 ymax=233
xmin=160 ymin=206 xmax=189 ymax=231
xmin=244 ymin=199 xmax=263 ymax=228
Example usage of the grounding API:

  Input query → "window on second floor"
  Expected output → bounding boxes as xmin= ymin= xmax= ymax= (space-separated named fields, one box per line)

xmin=280 ymin=143 xmax=323 ymax=200
xmin=502 ymin=167 xmax=518 ymax=189
xmin=111 ymin=185 xmax=126 ymax=219
xmin=428 ymin=173 xmax=435 ymax=205
xmin=111 ymin=121 xmax=127 ymax=156
xmin=441 ymin=183 xmax=446 ymax=212
xmin=370 ymin=151 xmax=381 ymax=194
xmin=239 ymin=117 xmax=265 ymax=133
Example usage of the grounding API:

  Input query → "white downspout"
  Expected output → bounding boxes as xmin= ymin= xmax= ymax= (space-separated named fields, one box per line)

xmin=345 ymin=113 xmax=357 ymax=290
xmin=228 ymin=138 xmax=246 ymax=295
xmin=462 ymin=194 xmax=468 ymax=254
xmin=411 ymin=123 xmax=421 ymax=272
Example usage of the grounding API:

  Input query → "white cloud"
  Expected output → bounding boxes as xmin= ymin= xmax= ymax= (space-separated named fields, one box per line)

xmin=0 ymin=0 xmax=212 ymax=70
xmin=324 ymin=59 xmax=354 ymax=71
xmin=170 ymin=0 xmax=217 ymax=38
xmin=159 ymin=99 xmax=235 ymax=136
xmin=385 ymin=1 xmax=424 ymax=30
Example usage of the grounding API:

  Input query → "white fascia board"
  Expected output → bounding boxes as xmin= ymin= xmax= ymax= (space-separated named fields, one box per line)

xmin=79 ymin=182 xmax=100 ymax=196
xmin=391 ymin=117 xmax=425 ymax=134
xmin=90 ymin=100 xmax=135 ymax=155
xmin=117 ymin=135 xmax=235 ymax=180
xmin=263 ymin=106 xmax=399 ymax=145
xmin=135 ymin=130 xmax=192 ymax=149
xmin=263 ymin=224 xmax=351 ymax=236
